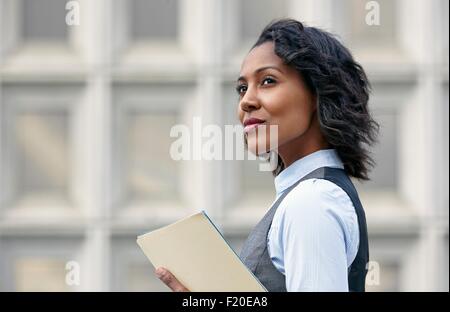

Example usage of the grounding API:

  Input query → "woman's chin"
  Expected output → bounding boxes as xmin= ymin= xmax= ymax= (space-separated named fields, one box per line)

xmin=245 ymin=126 xmax=279 ymax=157
xmin=246 ymin=141 xmax=270 ymax=156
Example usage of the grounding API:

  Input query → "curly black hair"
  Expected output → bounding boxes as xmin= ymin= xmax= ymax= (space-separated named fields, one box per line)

xmin=247 ymin=18 xmax=379 ymax=180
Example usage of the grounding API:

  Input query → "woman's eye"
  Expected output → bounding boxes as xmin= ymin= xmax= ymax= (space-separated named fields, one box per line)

xmin=236 ymin=85 xmax=247 ymax=94
xmin=262 ymin=77 xmax=276 ymax=85
xmin=236 ymin=77 xmax=275 ymax=95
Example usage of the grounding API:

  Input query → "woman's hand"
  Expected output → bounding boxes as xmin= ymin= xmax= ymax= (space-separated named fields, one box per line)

xmin=155 ymin=267 xmax=190 ymax=292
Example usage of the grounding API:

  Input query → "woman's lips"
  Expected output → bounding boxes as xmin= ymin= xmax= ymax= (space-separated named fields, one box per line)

xmin=244 ymin=121 xmax=266 ymax=134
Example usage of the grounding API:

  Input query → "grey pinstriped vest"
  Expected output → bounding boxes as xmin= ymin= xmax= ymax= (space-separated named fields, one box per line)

xmin=239 ymin=167 xmax=369 ymax=292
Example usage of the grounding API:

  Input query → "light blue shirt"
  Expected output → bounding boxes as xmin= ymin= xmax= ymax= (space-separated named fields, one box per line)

xmin=267 ymin=149 xmax=360 ymax=292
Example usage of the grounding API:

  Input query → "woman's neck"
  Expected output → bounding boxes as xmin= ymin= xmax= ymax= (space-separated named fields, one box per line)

xmin=277 ymin=117 xmax=330 ymax=169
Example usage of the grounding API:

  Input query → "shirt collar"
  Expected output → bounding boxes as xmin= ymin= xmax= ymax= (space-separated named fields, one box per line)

xmin=274 ymin=149 xmax=344 ymax=198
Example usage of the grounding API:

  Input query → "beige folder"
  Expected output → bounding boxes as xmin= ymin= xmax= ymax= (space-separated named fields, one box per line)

xmin=136 ymin=211 xmax=267 ymax=292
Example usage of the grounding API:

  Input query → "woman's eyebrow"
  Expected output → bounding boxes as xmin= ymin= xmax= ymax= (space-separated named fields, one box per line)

xmin=237 ymin=65 xmax=283 ymax=82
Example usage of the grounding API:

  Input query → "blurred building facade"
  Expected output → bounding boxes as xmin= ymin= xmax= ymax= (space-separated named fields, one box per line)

xmin=0 ymin=0 xmax=448 ymax=291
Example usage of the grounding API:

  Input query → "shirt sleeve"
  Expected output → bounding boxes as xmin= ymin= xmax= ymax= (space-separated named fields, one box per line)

xmin=267 ymin=178 xmax=359 ymax=292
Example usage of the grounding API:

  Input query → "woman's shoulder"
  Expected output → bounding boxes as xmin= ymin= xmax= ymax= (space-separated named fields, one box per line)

xmin=275 ymin=178 xmax=357 ymax=225
xmin=286 ymin=177 xmax=354 ymax=205
xmin=269 ymin=177 xmax=361 ymax=274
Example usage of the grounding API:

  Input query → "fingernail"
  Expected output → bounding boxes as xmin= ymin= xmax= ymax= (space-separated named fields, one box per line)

xmin=155 ymin=267 xmax=163 ymax=277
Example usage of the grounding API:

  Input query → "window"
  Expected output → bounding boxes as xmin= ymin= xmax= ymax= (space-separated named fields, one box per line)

xmin=131 ymin=0 xmax=179 ymax=41
xmin=22 ymin=0 xmax=67 ymax=42
xmin=0 ymin=84 xmax=83 ymax=213
xmin=355 ymin=109 xmax=398 ymax=192
xmin=16 ymin=111 xmax=69 ymax=200
xmin=221 ymin=0 xmax=290 ymax=63
xmin=125 ymin=112 xmax=179 ymax=202
xmin=0 ymin=237 xmax=82 ymax=292
xmin=240 ymin=0 xmax=288 ymax=42
xmin=346 ymin=0 xmax=397 ymax=49
xmin=111 ymin=237 xmax=167 ymax=291
xmin=14 ymin=258 xmax=69 ymax=291
xmin=111 ymin=83 xmax=194 ymax=217
xmin=365 ymin=260 xmax=400 ymax=292
xmin=241 ymin=157 xmax=274 ymax=196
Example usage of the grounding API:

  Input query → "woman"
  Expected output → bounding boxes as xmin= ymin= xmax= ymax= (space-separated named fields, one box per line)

xmin=156 ymin=18 xmax=379 ymax=292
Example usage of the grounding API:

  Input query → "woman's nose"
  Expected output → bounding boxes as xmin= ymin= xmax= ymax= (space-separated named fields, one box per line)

xmin=239 ymin=90 xmax=261 ymax=112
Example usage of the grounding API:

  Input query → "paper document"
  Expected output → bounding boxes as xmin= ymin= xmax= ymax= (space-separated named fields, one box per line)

xmin=137 ymin=211 xmax=267 ymax=292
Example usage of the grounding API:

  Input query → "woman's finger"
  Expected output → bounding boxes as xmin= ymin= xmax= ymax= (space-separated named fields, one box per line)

xmin=155 ymin=267 xmax=189 ymax=292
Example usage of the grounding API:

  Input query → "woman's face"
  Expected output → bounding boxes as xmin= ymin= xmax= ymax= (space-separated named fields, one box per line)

xmin=237 ymin=41 xmax=317 ymax=158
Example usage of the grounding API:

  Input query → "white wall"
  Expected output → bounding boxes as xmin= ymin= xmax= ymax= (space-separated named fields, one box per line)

xmin=0 ymin=0 xmax=448 ymax=291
